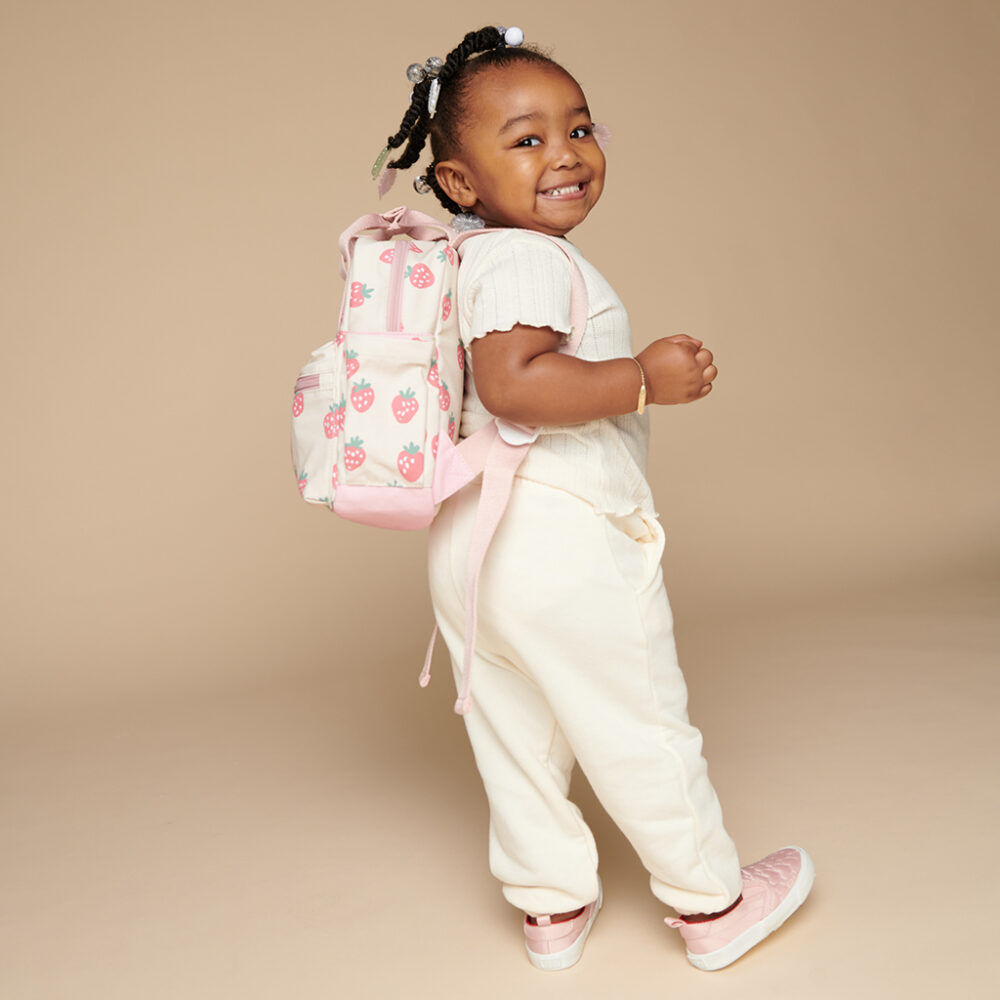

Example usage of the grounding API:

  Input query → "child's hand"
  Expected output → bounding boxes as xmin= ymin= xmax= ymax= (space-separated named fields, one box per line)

xmin=637 ymin=335 xmax=718 ymax=405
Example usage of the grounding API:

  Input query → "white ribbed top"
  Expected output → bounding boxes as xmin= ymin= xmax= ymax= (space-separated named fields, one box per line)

xmin=457 ymin=229 xmax=655 ymax=517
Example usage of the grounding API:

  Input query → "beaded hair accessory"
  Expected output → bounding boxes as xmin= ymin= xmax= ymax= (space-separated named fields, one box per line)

xmin=372 ymin=25 xmax=524 ymax=197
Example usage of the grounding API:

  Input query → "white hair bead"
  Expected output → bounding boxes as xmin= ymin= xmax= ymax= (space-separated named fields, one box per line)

xmin=504 ymin=26 xmax=524 ymax=47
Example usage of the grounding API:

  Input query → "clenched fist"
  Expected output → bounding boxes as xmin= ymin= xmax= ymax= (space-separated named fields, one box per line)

xmin=637 ymin=334 xmax=718 ymax=405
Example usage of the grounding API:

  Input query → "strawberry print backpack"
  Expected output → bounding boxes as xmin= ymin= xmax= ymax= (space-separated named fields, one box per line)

xmin=291 ymin=206 xmax=463 ymax=527
xmin=290 ymin=205 xmax=587 ymax=712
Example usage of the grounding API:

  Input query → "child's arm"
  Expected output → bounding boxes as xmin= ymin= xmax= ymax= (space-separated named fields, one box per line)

xmin=469 ymin=326 xmax=717 ymax=426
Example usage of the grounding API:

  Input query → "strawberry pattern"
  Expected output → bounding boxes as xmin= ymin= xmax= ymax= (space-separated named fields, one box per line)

xmin=397 ymin=443 xmax=424 ymax=482
xmin=323 ymin=398 xmax=346 ymax=439
xmin=350 ymin=282 xmax=373 ymax=307
xmin=344 ymin=437 xmax=366 ymax=471
xmin=379 ymin=241 xmax=422 ymax=263
xmin=405 ymin=263 xmax=435 ymax=289
xmin=391 ymin=388 xmax=419 ymax=424
xmin=351 ymin=379 xmax=374 ymax=412
xmin=290 ymin=231 xmax=462 ymax=507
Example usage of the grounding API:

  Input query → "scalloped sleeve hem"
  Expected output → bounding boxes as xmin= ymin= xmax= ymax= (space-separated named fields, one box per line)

xmin=457 ymin=230 xmax=575 ymax=346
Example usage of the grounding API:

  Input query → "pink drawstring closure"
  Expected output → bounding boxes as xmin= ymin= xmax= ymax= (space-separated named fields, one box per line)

xmin=419 ymin=626 xmax=436 ymax=688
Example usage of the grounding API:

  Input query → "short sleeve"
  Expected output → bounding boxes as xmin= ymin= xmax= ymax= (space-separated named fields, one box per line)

xmin=457 ymin=231 xmax=574 ymax=346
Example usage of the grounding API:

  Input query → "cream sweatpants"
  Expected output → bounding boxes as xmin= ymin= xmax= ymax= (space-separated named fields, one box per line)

xmin=427 ymin=476 xmax=743 ymax=918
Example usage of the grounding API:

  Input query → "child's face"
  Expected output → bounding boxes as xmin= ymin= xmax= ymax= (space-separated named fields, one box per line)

xmin=436 ymin=63 xmax=606 ymax=236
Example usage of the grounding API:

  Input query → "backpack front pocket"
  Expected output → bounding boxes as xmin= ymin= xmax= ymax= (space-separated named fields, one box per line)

xmin=339 ymin=332 xmax=435 ymax=489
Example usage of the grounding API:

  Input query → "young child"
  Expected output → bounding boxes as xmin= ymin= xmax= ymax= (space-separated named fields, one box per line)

xmin=380 ymin=25 xmax=814 ymax=972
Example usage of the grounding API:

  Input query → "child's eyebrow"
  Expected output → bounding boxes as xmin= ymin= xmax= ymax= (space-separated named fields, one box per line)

xmin=497 ymin=106 xmax=591 ymax=136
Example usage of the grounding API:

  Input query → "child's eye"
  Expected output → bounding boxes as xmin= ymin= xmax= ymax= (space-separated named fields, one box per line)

xmin=570 ymin=125 xmax=593 ymax=140
xmin=515 ymin=136 xmax=541 ymax=148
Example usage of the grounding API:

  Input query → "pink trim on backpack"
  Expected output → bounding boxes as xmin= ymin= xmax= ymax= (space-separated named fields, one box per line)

xmin=332 ymin=484 xmax=437 ymax=530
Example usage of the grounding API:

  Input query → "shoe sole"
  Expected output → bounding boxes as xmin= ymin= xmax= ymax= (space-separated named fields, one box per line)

xmin=526 ymin=880 xmax=604 ymax=972
xmin=687 ymin=846 xmax=815 ymax=972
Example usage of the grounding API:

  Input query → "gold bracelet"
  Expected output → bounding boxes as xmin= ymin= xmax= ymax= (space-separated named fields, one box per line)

xmin=630 ymin=357 xmax=647 ymax=415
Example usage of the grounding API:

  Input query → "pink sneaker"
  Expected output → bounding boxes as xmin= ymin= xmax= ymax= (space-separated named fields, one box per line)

xmin=523 ymin=880 xmax=603 ymax=971
xmin=666 ymin=846 xmax=814 ymax=971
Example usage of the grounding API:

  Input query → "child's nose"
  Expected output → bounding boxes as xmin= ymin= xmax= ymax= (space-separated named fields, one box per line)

xmin=550 ymin=138 xmax=581 ymax=168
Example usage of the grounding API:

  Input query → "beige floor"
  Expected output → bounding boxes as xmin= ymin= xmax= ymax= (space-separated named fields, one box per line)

xmin=2 ymin=573 xmax=997 ymax=1000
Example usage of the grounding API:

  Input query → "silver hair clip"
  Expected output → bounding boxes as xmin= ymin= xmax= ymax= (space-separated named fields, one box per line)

xmin=405 ymin=56 xmax=445 ymax=117
xmin=427 ymin=78 xmax=441 ymax=119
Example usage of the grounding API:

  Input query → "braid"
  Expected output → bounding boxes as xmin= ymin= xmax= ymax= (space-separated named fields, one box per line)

xmin=380 ymin=25 xmax=565 ymax=214
xmin=386 ymin=26 xmax=503 ymax=171
xmin=385 ymin=78 xmax=431 ymax=154
xmin=387 ymin=108 xmax=431 ymax=170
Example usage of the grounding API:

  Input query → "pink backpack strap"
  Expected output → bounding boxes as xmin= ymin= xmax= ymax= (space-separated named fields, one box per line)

xmin=418 ymin=228 xmax=592 ymax=715
xmin=420 ymin=423 xmax=531 ymax=714
xmin=338 ymin=205 xmax=456 ymax=278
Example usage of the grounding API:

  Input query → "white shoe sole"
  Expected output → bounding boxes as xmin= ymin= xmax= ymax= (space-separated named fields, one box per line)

xmin=688 ymin=846 xmax=815 ymax=972
xmin=526 ymin=880 xmax=604 ymax=971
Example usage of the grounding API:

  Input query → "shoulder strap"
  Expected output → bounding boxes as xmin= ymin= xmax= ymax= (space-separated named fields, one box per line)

xmin=421 ymin=423 xmax=531 ymax=714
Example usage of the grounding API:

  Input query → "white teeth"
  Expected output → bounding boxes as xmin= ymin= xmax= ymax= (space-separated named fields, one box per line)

xmin=542 ymin=183 xmax=583 ymax=196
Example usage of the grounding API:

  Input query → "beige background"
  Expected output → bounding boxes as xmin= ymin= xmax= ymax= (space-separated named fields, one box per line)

xmin=2 ymin=1 xmax=997 ymax=997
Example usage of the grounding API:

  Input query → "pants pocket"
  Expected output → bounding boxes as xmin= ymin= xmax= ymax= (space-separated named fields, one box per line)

xmin=601 ymin=508 xmax=665 ymax=592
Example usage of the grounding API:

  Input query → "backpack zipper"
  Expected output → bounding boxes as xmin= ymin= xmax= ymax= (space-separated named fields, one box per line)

xmin=385 ymin=239 xmax=410 ymax=332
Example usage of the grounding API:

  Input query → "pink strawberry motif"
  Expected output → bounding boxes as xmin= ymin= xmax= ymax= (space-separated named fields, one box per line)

xmin=350 ymin=282 xmax=373 ymax=307
xmin=345 ymin=349 xmax=360 ymax=379
xmin=427 ymin=357 xmax=440 ymax=388
xmin=448 ymin=414 xmax=457 ymax=441
xmin=437 ymin=245 xmax=455 ymax=266
xmin=431 ymin=433 xmax=439 ymax=459
xmin=323 ymin=398 xmax=346 ymax=439
xmin=344 ymin=437 xmax=366 ymax=471
xmin=292 ymin=393 xmax=304 ymax=418
xmin=335 ymin=329 xmax=345 ymax=346
xmin=457 ymin=344 xmax=465 ymax=371
xmin=351 ymin=379 xmax=374 ymax=412
xmin=379 ymin=241 xmax=422 ymax=263
xmin=438 ymin=380 xmax=451 ymax=411
xmin=295 ymin=468 xmax=308 ymax=494
xmin=441 ymin=290 xmax=452 ymax=322
xmin=391 ymin=387 xmax=419 ymax=424
xmin=397 ymin=443 xmax=424 ymax=482
xmin=405 ymin=263 xmax=435 ymax=289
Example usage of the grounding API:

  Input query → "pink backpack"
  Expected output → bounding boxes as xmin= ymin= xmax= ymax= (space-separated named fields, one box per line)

xmin=290 ymin=205 xmax=587 ymax=711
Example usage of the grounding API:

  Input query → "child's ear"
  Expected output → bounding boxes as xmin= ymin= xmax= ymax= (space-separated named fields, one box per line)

xmin=435 ymin=160 xmax=478 ymax=210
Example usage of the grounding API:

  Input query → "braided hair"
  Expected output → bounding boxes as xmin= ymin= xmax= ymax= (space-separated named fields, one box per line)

xmin=384 ymin=26 xmax=565 ymax=215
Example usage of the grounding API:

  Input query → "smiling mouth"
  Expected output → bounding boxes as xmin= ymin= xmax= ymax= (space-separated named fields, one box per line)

xmin=538 ymin=181 xmax=587 ymax=200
